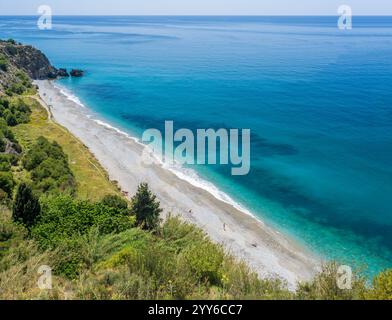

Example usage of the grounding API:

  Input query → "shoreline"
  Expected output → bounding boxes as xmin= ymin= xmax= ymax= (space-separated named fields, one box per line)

xmin=35 ymin=79 xmax=320 ymax=288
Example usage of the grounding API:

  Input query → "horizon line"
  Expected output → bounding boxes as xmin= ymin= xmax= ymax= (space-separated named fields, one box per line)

xmin=1 ymin=14 xmax=392 ymax=17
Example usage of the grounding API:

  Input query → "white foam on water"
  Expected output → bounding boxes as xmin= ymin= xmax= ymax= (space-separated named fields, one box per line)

xmin=91 ymin=118 xmax=256 ymax=219
xmin=54 ymin=82 xmax=257 ymax=220
xmin=53 ymin=83 xmax=86 ymax=108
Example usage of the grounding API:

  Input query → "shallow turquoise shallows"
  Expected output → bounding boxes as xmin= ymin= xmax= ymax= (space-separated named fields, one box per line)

xmin=2 ymin=16 xmax=392 ymax=278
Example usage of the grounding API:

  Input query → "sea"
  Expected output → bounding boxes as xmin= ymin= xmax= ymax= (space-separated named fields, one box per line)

xmin=1 ymin=15 xmax=392 ymax=278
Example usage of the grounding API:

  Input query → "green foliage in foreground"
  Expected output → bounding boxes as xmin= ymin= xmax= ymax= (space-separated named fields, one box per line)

xmin=3 ymin=200 xmax=392 ymax=300
xmin=365 ymin=269 xmax=392 ymax=300
xmin=32 ymin=195 xmax=135 ymax=250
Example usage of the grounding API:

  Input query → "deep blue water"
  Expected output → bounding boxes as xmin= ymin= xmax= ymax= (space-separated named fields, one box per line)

xmin=1 ymin=16 xmax=392 ymax=277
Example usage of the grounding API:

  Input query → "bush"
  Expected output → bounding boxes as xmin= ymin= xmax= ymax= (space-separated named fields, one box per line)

xmin=5 ymin=113 xmax=17 ymax=127
xmin=296 ymin=262 xmax=367 ymax=300
xmin=0 ymin=132 xmax=6 ymax=153
xmin=0 ymin=99 xmax=31 ymax=125
xmin=182 ymin=241 xmax=224 ymax=285
xmin=12 ymin=183 xmax=41 ymax=227
xmin=0 ymin=118 xmax=16 ymax=142
xmin=24 ymin=137 xmax=66 ymax=170
xmin=6 ymin=83 xmax=26 ymax=96
xmin=0 ymin=155 xmax=19 ymax=172
xmin=101 ymin=194 xmax=129 ymax=211
xmin=23 ymin=137 xmax=76 ymax=194
xmin=365 ymin=270 xmax=392 ymax=300
xmin=131 ymin=183 xmax=162 ymax=231
xmin=0 ymin=172 xmax=14 ymax=197
xmin=16 ymin=72 xmax=32 ymax=88
xmin=32 ymin=196 xmax=135 ymax=250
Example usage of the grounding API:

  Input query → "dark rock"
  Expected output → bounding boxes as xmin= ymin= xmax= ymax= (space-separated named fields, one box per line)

xmin=57 ymin=68 xmax=70 ymax=77
xmin=4 ymin=138 xmax=22 ymax=155
xmin=70 ymin=69 xmax=84 ymax=77
xmin=0 ymin=41 xmax=58 ymax=80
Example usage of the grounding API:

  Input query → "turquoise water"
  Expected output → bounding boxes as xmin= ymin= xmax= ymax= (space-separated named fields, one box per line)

xmin=2 ymin=16 xmax=392 ymax=277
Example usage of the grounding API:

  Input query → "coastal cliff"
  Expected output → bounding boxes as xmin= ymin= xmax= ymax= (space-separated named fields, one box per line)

xmin=0 ymin=40 xmax=57 ymax=78
xmin=0 ymin=39 xmax=83 ymax=96
xmin=0 ymin=39 xmax=57 ymax=95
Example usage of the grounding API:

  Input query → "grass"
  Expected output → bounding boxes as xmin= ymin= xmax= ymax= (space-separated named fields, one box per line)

xmin=12 ymin=96 xmax=121 ymax=201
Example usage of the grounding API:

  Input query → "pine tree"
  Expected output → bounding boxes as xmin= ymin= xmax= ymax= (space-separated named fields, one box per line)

xmin=12 ymin=183 xmax=41 ymax=227
xmin=131 ymin=183 xmax=162 ymax=230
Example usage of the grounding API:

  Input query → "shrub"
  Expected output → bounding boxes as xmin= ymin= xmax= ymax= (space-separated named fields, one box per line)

xmin=6 ymin=83 xmax=26 ymax=96
xmin=12 ymin=183 xmax=41 ymax=227
xmin=0 ymin=118 xmax=16 ymax=141
xmin=32 ymin=196 xmax=135 ymax=250
xmin=365 ymin=269 xmax=392 ymax=300
xmin=101 ymin=194 xmax=129 ymax=211
xmin=23 ymin=137 xmax=76 ymax=194
xmin=31 ymin=158 xmax=75 ymax=193
xmin=131 ymin=183 xmax=162 ymax=231
xmin=0 ymin=172 xmax=14 ymax=197
xmin=24 ymin=137 xmax=67 ymax=170
xmin=0 ymin=132 xmax=5 ymax=153
xmin=5 ymin=113 xmax=17 ymax=127
xmin=296 ymin=262 xmax=367 ymax=300
xmin=182 ymin=241 xmax=225 ymax=285
xmin=0 ymin=155 xmax=18 ymax=172
xmin=0 ymin=99 xmax=31 ymax=125
xmin=16 ymin=72 xmax=32 ymax=88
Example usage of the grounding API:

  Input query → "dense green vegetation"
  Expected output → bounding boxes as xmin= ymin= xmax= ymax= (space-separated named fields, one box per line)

xmin=0 ymin=97 xmax=27 ymax=203
xmin=0 ymin=97 xmax=32 ymax=127
xmin=12 ymin=183 xmax=41 ymax=228
xmin=22 ymin=136 xmax=76 ymax=195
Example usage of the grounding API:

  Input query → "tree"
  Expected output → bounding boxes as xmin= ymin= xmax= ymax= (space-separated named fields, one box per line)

xmin=12 ymin=183 xmax=41 ymax=227
xmin=131 ymin=183 xmax=162 ymax=231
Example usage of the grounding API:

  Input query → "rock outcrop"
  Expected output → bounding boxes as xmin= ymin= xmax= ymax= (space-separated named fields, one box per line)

xmin=57 ymin=68 xmax=70 ymax=77
xmin=70 ymin=69 xmax=84 ymax=77
xmin=0 ymin=40 xmax=58 ymax=80
xmin=0 ymin=39 xmax=84 ymax=95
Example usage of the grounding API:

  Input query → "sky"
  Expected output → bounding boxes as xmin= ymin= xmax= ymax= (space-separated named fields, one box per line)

xmin=0 ymin=0 xmax=391 ymax=16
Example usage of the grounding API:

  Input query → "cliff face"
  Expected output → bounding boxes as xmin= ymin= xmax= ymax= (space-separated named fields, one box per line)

xmin=0 ymin=40 xmax=58 ymax=80
xmin=0 ymin=39 xmax=60 ymax=95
